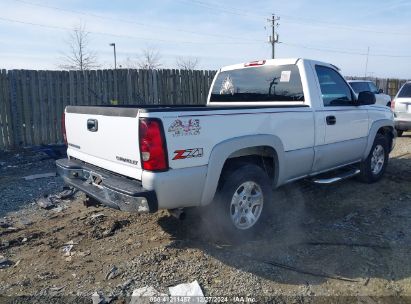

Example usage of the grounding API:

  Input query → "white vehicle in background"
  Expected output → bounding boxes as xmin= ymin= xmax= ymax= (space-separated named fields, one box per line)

xmin=57 ymin=58 xmax=396 ymax=236
xmin=392 ymin=81 xmax=411 ymax=137
xmin=347 ymin=80 xmax=391 ymax=107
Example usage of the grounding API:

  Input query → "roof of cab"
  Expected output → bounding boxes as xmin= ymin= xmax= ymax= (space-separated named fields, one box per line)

xmin=220 ymin=58 xmax=301 ymax=72
xmin=219 ymin=58 xmax=337 ymax=72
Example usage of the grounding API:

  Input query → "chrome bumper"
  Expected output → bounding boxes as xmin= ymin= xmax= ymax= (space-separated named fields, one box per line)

xmin=56 ymin=158 xmax=157 ymax=213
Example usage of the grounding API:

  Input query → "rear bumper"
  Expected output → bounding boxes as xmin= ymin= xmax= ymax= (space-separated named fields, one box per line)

xmin=56 ymin=158 xmax=158 ymax=213
xmin=394 ymin=119 xmax=411 ymax=131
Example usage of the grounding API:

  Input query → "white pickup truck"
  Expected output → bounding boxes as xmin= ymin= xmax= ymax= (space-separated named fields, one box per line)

xmin=57 ymin=58 xmax=395 ymax=234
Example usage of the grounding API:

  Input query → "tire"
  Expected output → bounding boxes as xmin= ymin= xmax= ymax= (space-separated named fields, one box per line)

xmin=396 ymin=130 xmax=403 ymax=137
xmin=358 ymin=134 xmax=389 ymax=183
xmin=205 ymin=163 xmax=273 ymax=239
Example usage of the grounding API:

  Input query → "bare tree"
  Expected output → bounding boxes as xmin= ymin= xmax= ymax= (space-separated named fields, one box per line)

xmin=121 ymin=56 xmax=139 ymax=69
xmin=59 ymin=23 xmax=99 ymax=70
xmin=176 ymin=57 xmax=199 ymax=70
xmin=137 ymin=47 xmax=162 ymax=69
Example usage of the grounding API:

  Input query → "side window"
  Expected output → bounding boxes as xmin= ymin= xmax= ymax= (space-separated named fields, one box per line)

xmin=368 ymin=82 xmax=379 ymax=94
xmin=349 ymin=82 xmax=369 ymax=94
xmin=315 ymin=66 xmax=354 ymax=106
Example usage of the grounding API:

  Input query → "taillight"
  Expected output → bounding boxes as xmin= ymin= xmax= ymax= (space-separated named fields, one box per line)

xmin=139 ymin=118 xmax=168 ymax=171
xmin=244 ymin=60 xmax=266 ymax=67
xmin=391 ymin=100 xmax=395 ymax=111
xmin=62 ymin=112 xmax=67 ymax=145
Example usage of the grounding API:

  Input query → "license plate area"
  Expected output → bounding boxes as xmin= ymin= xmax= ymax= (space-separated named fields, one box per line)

xmin=84 ymin=171 xmax=104 ymax=189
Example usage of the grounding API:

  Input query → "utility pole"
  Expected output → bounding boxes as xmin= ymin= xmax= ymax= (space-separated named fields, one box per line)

xmin=109 ymin=43 xmax=117 ymax=69
xmin=364 ymin=46 xmax=370 ymax=78
xmin=268 ymin=14 xmax=280 ymax=59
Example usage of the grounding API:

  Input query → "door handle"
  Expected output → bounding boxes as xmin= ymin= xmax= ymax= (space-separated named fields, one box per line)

xmin=87 ymin=119 xmax=98 ymax=132
xmin=326 ymin=115 xmax=336 ymax=125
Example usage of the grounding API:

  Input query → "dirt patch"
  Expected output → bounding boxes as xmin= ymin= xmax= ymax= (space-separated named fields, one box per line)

xmin=1 ymin=135 xmax=411 ymax=303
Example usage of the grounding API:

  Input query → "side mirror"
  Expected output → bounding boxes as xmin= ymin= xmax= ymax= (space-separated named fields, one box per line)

xmin=378 ymin=88 xmax=384 ymax=94
xmin=357 ymin=91 xmax=376 ymax=106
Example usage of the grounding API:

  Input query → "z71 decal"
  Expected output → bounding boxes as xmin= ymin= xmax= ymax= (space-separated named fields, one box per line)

xmin=173 ymin=148 xmax=204 ymax=160
xmin=168 ymin=119 xmax=201 ymax=137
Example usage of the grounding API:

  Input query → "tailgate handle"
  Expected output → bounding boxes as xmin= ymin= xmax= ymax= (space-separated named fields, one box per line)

xmin=87 ymin=119 xmax=98 ymax=132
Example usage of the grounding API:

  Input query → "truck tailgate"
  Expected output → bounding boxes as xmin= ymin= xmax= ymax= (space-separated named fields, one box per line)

xmin=64 ymin=106 xmax=142 ymax=180
xmin=396 ymin=98 xmax=411 ymax=114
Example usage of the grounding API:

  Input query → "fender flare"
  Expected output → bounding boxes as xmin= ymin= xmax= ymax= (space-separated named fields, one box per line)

xmin=200 ymin=134 xmax=285 ymax=206
xmin=363 ymin=119 xmax=395 ymax=159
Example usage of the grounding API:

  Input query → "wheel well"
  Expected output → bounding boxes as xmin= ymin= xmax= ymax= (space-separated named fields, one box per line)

xmin=218 ymin=146 xmax=277 ymax=189
xmin=377 ymin=126 xmax=394 ymax=147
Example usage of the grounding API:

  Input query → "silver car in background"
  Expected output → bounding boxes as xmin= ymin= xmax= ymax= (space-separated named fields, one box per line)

xmin=392 ymin=81 xmax=411 ymax=137
xmin=347 ymin=80 xmax=391 ymax=107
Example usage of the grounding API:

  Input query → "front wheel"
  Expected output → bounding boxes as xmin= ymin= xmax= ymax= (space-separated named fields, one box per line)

xmin=396 ymin=129 xmax=403 ymax=137
xmin=358 ymin=134 xmax=389 ymax=183
xmin=208 ymin=164 xmax=273 ymax=238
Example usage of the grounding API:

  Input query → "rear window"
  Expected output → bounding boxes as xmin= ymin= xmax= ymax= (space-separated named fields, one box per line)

xmin=349 ymin=82 xmax=370 ymax=94
xmin=210 ymin=64 xmax=304 ymax=102
xmin=398 ymin=83 xmax=411 ymax=98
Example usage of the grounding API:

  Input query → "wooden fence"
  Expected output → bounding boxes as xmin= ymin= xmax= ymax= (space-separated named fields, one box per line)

xmin=0 ymin=69 xmax=408 ymax=151
xmin=0 ymin=69 xmax=216 ymax=150
xmin=375 ymin=78 xmax=407 ymax=97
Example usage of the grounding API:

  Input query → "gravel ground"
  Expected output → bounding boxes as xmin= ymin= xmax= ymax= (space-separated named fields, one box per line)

xmin=0 ymin=134 xmax=411 ymax=303
xmin=0 ymin=148 xmax=65 ymax=217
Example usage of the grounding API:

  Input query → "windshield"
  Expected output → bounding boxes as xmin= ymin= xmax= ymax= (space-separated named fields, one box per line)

xmin=349 ymin=82 xmax=370 ymax=94
xmin=210 ymin=64 xmax=304 ymax=102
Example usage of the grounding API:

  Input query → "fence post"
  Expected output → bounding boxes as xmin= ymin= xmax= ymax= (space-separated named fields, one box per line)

xmin=0 ymin=70 xmax=10 ymax=149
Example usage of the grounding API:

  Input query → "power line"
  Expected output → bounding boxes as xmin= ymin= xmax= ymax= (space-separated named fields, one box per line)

xmin=11 ymin=0 xmax=261 ymax=42
xmin=280 ymin=41 xmax=369 ymax=55
xmin=1 ymin=14 xmax=410 ymax=59
xmin=279 ymin=17 xmax=410 ymax=36
xmin=176 ymin=0 xmax=411 ymax=36
xmin=11 ymin=0 xmax=411 ymax=50
xmin=176 ymin=0 xmax=262 ymax=19
xmin=280 ymin=41 xmax=411 ymax=58
xmin=0 ymin=16 xmax=262 ymax=45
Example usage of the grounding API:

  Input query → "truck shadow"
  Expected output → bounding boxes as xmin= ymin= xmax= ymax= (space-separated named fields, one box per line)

xmin=158 ymin=156 xmax=411 ymax=285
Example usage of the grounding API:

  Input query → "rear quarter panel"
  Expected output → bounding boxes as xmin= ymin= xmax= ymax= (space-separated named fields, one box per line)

xmin=142 ymin=108 xmax=315 ymax=170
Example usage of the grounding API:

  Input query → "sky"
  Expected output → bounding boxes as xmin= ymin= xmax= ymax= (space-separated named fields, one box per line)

xmin=0 ymin=0 xmax=410 ymax=78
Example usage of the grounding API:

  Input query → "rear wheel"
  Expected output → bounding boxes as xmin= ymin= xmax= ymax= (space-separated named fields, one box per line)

xmin=207 ymin=164 xmax=273 ymax=238
xmin=358 ymin=134 xmax=389 ymax=183
xmin=229 ymin=181 xmax=264 ymax=230
xmin=396 ymin=129 xmax=403 ymax=137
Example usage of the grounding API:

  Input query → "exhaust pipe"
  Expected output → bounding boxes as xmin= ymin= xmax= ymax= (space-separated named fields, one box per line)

xmin=169 ymin=208 xmax=186 ymax=220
